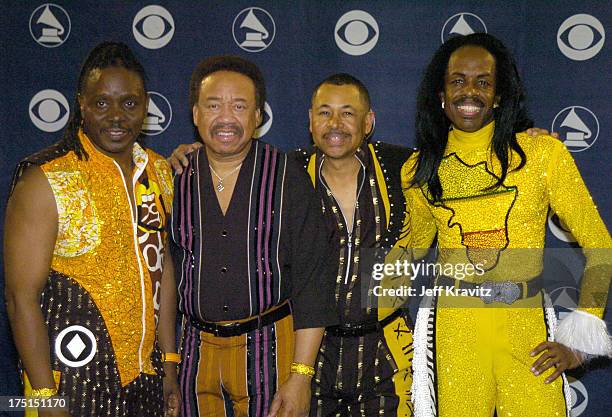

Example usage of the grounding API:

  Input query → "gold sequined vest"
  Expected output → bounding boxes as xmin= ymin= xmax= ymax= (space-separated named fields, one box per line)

xmin=36 ymin=131 xmax=173 ymax=386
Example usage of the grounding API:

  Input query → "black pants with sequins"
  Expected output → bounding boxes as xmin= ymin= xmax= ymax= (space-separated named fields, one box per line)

xmin=310 ymin=313 xmax=414 ymax=417
xmin=58 ymin=372 xmax=164 ymax=417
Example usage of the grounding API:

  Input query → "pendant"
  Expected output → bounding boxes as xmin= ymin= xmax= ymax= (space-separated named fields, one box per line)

xmin=216 ymin=182 xmax=225 ymax=192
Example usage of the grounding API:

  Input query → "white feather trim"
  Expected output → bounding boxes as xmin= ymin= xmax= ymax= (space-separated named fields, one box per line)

xmin=543 ymin=292 xmax=572 ymax=417
xmin=411 ymin=296 xmax=435 ymax=417
xmin=555 ymin=309 xmax=612 ymax=357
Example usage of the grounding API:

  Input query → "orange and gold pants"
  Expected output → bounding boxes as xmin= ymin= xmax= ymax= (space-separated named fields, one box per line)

xmin=178 ymin=313 xmax=294 ymax=417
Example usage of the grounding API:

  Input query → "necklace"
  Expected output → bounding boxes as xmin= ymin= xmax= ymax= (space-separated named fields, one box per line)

xmin=209 ymin=163 xmax=242 ymax=192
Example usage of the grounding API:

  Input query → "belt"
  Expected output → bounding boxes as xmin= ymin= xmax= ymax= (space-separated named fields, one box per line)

xmin=189 ymin=302 xmax=291 ymax=337
xmin=436 ymin=275 xmax=543 ymax=305
xmin=326 ymin=308 xmax=404 ymax=337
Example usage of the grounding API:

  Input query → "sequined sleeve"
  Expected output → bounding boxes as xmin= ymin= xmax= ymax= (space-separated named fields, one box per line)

xmin=400 ymin=155 xmax=437 ymax=254
xmin=547 ymin=141 xmax=612 ymax=318
xmin=377 ymin=157 xmax=437 ymax=312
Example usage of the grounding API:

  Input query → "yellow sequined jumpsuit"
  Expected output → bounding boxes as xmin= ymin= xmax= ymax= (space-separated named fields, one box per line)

xmin=403 ymin=122 xmax=611 ymax=417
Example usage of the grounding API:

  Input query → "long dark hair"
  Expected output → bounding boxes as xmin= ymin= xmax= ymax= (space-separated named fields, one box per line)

xmin=61 ymin=41 xmax=147 ymax=160
xmin=412 ymin=33 xmax=532 ymax=202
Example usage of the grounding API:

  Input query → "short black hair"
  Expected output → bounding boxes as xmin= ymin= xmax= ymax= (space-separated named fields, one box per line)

xmin=311 ymin=73 xmax=371 ymax=110
xmin=62 ymin=41 xmax=147 ymax=160
xmin=189 ymin=55 xmax=266 ymax=113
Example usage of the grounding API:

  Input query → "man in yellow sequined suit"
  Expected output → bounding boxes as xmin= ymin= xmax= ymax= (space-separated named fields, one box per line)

xmin=402 ymin=33 xmax=611 ymax=417
xmin=4 ymin=42 xmax=180 ymax=417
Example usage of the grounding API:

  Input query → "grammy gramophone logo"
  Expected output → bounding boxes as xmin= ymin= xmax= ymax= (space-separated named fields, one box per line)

xmin=29 ymin=3 xmax=71 ymax=47
xmin=551 ymin=106 xmax=599 ymax=153
xmin=232 ymin=7 xmax=276 ymax=52
xmin=441 ymin=12 xmax=487 ymax=43
xmin=141 ymin=92 xmax=172 ymax=136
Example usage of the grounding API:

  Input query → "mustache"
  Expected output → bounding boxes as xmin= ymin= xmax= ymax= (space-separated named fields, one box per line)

xmin=105 ymin=120 xmax=129 ymax=129
xmin=322 ymin=129 xmax=350 ymax=140
xmin=210 ymin=122 xmax=244 ymax=137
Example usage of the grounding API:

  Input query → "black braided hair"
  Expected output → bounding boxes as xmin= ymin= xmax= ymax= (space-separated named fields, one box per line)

xmin=61 ymin=41 xmax=147 ymax=160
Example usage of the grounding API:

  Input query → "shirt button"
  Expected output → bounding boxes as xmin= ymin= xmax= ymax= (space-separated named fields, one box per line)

xmin=221 ymin=230 xmax=228 ymax=237
xmin=221 ymin=267 xmax=228 ymax=273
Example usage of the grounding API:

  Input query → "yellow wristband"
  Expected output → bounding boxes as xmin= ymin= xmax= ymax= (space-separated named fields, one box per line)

xmin=162 ymin=352 xmax=182 ymax=364
xmin=290 ymin=362 xmax=315 ymax=377
xmin=30 ymin=387 xmax=58 ymax=398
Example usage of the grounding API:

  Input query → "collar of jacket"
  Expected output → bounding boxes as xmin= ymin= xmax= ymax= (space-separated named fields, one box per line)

xmin=306 ymin=140 xmax=390 ymax=229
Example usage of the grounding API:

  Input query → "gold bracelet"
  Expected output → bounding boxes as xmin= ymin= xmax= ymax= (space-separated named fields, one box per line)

xmin=30 ymin=387 xmax=58 ymax=398
xmin=290 ymin=362 xmax=315 ymax=377
xmin=162 ymin=352 xmax=182 ymax=364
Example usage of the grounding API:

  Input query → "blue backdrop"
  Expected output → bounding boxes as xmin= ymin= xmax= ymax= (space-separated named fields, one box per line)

xmin=1 ymin=1 xmax=609 ymax=415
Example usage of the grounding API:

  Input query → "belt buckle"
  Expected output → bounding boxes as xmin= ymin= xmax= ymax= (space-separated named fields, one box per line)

xmin=479 ymin=280 xmax=520 ymax=304
xmin=343 ymin=323 xmax=362 ymax=337
xmin=351 ymin=326 xmax=363 ymax=337
xmin=219 ymin=322 xmax=240 ymax=336
xmin=498 ymin=281 xmax=521 ymax=304
xmin=343 ymin=323 xmax=357 ymax=337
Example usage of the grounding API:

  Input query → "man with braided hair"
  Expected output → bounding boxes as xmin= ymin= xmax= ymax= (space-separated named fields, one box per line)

xmin=5 ymin=42 xmax=180 ymax=416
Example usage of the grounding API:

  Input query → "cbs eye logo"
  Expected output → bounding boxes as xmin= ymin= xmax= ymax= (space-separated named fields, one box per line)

xmin=547 ymin=211 xmax=576 ymax=243
xmin=335 ymin=10 xmax=379 ymax=56
xmin=557 ymin=14 xmax=605 ymax=61
xmin=133 ymin=5 xmax=175 ymax=49
xmin=567 ymin=376 xmax=589 ymax=416
xmin=29 ymin=89 xmax=70 ymax=132
xmin=253 ymin=102 xmax=273 ymax=138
